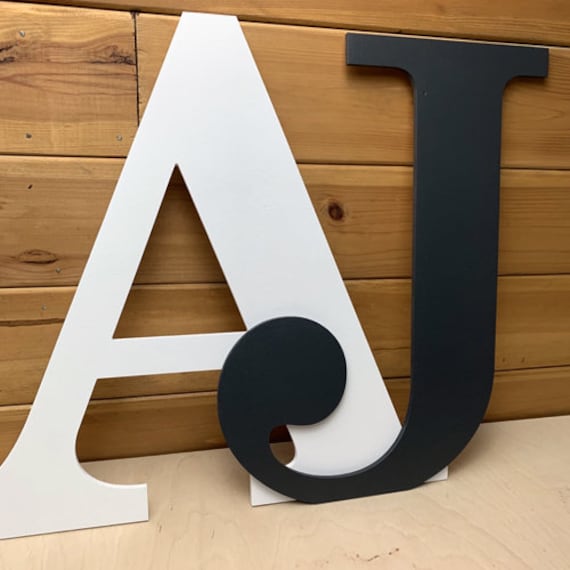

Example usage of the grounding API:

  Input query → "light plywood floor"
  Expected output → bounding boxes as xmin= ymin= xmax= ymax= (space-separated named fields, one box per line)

xmin=0 ymin=416 xmax=568 ymax=569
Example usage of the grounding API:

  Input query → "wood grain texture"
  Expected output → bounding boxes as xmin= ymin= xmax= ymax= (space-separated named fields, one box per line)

xmin=64 ymin=416 xmax=570 ymax=569
xmin=0 ymin=376 xmax=569 ymax=464
xmin=0 ymin=417 xmax=567 ymax=568
xmin=0 ymin=392 xmax=222 ymax=463
xmin=3 ymin=158 xmax=570 ymax=287
xmin=0 ymin=284 xmax=243 ymax=405
xmin=0 ymin=157 xmax=123 ymax=286
xmin=2 ymin=276 xmax=570 ymax=406
xmin=0 ymin=2 xmax=137 ymax=156
xmin=24 ymin=0 xmax=570 ymax=47
xmin=137 ymin=15 xmax=570 ymax=169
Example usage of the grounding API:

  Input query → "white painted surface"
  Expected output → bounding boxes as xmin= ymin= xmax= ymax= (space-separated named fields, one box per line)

xmin=0 ymin=13 xmax=440 ymax=537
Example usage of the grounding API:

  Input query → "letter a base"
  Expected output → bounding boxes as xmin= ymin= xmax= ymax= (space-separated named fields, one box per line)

xmin=0 ymin=451 xmax=147 ymax=539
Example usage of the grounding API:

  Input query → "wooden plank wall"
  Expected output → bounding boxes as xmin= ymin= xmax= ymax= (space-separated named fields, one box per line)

xmin=1 ymin=1 xmax=570 ymax=462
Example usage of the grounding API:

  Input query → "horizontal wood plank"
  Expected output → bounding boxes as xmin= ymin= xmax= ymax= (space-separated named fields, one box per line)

xmin=137 ymin=16 xmax=570 ymax=169
xmin=0 ymin=157 xmax=123 ymax=286
xmin=2 ymin=276 xmax=570 ymax=405
xmin=390 ymin=367 xmax=570 ymax=423
xmin=0 ymin=2 xmax=137 ymax=156
xmin=2 ymin=4 xmax=570 ymax=164
xmin=26 ymin=0 xmax=570 ymax=48
xmin=1 ymin=366 xmax=569 ymax=463
xmin=3 ymin=158 xmax=570 ymax=287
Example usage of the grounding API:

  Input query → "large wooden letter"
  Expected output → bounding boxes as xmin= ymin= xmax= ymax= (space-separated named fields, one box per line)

xmin=0 ymin=14 xmax=402 ymax=538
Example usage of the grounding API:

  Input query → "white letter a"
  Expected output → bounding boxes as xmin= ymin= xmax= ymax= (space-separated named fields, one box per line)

xmin=0 ymin=13 xmax=401 ymax=538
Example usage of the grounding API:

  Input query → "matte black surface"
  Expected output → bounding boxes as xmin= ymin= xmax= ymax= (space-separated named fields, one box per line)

xmin=218 ymin=317 xmax=347 ymax=482
xmin=218 ymin=36 xmax=548 ymax=503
